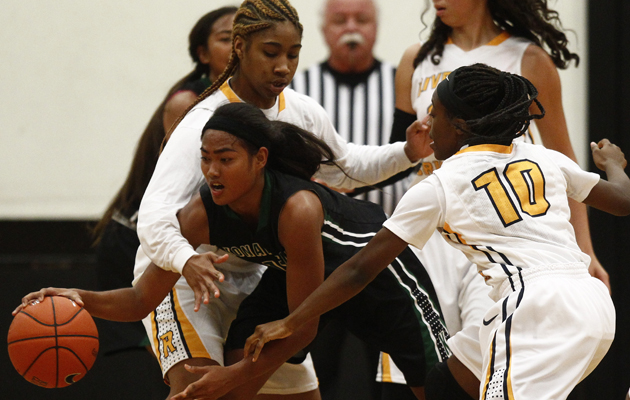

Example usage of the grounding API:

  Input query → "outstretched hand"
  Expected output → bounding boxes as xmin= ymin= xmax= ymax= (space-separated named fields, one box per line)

xmin=169 ymin=364 xmax=233 ymax=400
xmin=12 ymin=287 xmax=83 ymax=315
xmin=404 ymin=115 xmax=433 ymax=162
xmin=182 ymin=252 xmax=229 ymax=312
xmin=243 ymin=318 xmax=295 ymax=362
xmin=591 ymin=139 xmax=627 ymax=171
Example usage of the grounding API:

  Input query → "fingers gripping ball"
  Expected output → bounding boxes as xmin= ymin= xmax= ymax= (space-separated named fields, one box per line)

xmin=7 ymin=296 xmax=99 ymax=388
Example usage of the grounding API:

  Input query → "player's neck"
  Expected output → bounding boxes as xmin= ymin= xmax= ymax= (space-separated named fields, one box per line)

xmin=230 ymin=72 xmax=277 ymax=109
xmin=450 ymin=15 xmax=502 ymax=51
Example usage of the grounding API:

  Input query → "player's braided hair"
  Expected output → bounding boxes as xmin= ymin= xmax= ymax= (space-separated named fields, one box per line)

xmin=202 ymin=103 xmax=338 ymax=180
xmin=443 ymin=64 xmax=545 ymax=146
xmin=162 ymin=0 xmax=303 ymax=149
xmin=414 ymin=0 xmax=579 ymax=69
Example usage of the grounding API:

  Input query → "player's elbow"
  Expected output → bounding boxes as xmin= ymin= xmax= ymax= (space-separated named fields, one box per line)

xmin=609 ymin=191 xmax=630 ymax=216
xmin=346 ymin=261 xmax=376 ymax=290
xmin=296 ymin=319 xmax=319 ymax=349
xmin=612 ymin=201 xmax=630 ymax=216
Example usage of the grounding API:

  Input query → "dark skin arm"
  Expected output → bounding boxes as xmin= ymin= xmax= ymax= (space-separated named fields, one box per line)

xmin=171 ymin=190 xmax=326 ymax=400
xmin=178 ymin=194 xmax=229 ymax=311
xmin=583 ymin=139 xmax=630 ymax=216
xmin=12 ymin=194 xmax=225 ymax=320
xmin=522 ymin=44 xmax=611 ymax=289
xmin=12 ymin=265 xmax=180 ymax=321
xmin=244 ymin=227 xmax=408 ymax=361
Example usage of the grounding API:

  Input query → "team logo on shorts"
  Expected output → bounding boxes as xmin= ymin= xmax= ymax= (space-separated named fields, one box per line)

xmin=160 ymin=331 xmax=177 ymax=358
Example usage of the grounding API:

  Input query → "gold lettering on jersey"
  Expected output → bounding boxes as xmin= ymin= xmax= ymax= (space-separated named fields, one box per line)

xmin=417 ymin=71 xmax=451 ymax=97
xmin=227 ymin=243 xmax=271 ymax=258
xmin=415 ymin=161 xmax=443 ymax=177
xmin=472 ymin=168 xmax=522 ymax=227
xmin=160 ymin=331 xmax=176 ymax=358
xmin=252 ymin=243 xmax=268 ymax=257
xmin=473 ymin=161 xmax=549 ymax=227
xmin=262 ymin=252 xmax=288 ymax=270
xmin=228 ymin=247 xmax=244 ymax=258
xmin=504 ymin=160 xmax=550 ymax=217
xmin=239 ymin=245 xmax=256 ymax=258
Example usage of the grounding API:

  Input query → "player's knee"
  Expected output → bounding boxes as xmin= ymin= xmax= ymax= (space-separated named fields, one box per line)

xmin=425 ymin=360 xmax=474 ymax=400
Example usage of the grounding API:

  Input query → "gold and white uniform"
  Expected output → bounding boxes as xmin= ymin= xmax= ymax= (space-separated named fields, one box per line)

xmin=378 ymin=32 xmax=536 ymax=384
xmin=385 ymin=142 xmax=615 ymax=399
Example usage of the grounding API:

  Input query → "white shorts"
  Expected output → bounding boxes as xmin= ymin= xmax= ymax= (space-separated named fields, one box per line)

xmin=447 ymin=322 xmax=485 ymax=380
xmin=377 ymin=232 xmax=493 ymax=384
xmin=140 ymin=249 xmax=319 ymax=394
xmin=479 ymin=264 xmax=615 ymax=400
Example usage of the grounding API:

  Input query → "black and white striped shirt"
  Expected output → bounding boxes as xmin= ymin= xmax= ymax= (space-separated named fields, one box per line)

xmin=291 ymin=60 xmax=404 ymax=215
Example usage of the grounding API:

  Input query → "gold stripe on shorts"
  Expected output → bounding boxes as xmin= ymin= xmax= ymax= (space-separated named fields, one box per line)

xmin=381 ymin=353 xmax=392 ymax=383
xmin=172 ymin=288 xmax=211 ymax=360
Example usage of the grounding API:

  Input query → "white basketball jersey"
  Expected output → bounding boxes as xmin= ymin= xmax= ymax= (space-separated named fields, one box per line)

xmin=385 ymin=141 xmax=600 ymax=300
xmin=407 ymin=32 xmax=535 ymax=188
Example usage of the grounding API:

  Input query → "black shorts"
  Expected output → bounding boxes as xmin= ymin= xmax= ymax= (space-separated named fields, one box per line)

xmin=225 ymin=247 xmax=449 ymax=387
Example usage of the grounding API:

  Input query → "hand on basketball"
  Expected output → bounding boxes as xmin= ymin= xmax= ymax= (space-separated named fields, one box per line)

xmin=182 ymin=252 xmax=229 ymax=312
xmin=591 ymin=139 xmax=627 ymax=171
xmin=403 ymin=115 xmax=433 ymax=163
xmin=12 ymin=287 xmax=84 ymax=315
xmin=243 ymin=318 xmax=295 ymax=362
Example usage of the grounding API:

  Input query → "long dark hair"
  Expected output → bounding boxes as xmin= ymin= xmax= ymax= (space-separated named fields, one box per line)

xmin=202 ymin=103 xmax=338 ymax=181
xmin=441 ymin=64 xmax=545 ymax=146
xmin=92 ymin=6 xmax=238 ymax=243
xmin=414 ymin=0 xmax=579 ymax=69
xmin=162 ymin=0 xmax=303 ymax=148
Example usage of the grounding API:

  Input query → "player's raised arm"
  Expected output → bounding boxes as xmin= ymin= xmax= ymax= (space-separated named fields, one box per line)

xmin=583 ymin=139 xmax=630 ymax=216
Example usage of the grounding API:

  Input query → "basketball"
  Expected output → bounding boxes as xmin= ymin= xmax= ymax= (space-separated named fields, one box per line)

xmin=7 ymin=296 xmax=99 ymax=388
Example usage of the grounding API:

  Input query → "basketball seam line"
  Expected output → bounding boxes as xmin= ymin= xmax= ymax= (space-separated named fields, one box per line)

xmin=18 ymin=307 xmax=86 ymax=327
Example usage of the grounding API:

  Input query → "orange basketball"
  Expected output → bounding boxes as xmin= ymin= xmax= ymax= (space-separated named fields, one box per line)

xmin=7 ymin=295 xmax=99 ymax=388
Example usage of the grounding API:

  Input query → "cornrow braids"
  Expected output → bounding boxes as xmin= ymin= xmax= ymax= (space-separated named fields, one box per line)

xmin=444 ymin=64 xmax=545 ymax=146
xmin=162 ymin=0 xmax=303 ymax=150
xmin=413 ymin=0 xmax=579 ymax=69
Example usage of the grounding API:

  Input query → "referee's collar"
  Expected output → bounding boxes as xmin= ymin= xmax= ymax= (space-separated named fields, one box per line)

xmin=321 ymin=59 xmax=382 ymax=87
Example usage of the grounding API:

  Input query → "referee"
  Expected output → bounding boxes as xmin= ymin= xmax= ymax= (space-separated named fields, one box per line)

xmin=290 ymin=1 xmax=414 ymax=399
xmin=290 ymin=0 xmax=404 ymax=217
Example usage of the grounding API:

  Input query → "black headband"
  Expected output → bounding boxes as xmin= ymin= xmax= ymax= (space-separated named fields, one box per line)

xmin=436 ymin=70 xmax=484 ymax=120
xmin=203 ymin=113 xmax=271 ymax=150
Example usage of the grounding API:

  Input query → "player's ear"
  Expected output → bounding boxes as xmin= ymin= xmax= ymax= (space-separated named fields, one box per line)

xmin=197 ymin=45 xmax=211 ymax=65
xmin=453 ymin=118 xmax=470 ymax=142
xmin=234 ymin=35 xmax=245 ymax=60
xmin=255 ymin=147 xmax=268 ymax=169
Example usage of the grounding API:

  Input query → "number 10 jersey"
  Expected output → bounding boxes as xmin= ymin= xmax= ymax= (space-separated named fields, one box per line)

xmin=384 ymin=141 xmax=600 ymax=301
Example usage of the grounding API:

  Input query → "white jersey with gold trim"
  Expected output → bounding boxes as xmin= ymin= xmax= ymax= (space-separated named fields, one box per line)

xmin=385 ymin=141 xmax=600 ymax=300
xmin=137 ymin=81 xmax=414 ymax=275
xmin=407 ymin=32 xmax=535 ymax=189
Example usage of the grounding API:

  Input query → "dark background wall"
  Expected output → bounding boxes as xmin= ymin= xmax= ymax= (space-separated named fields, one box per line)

xmin=0 ymin=221 xmax=169 ymax=399
xmin=575 ymin=0 xmax=630 ymax=398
